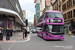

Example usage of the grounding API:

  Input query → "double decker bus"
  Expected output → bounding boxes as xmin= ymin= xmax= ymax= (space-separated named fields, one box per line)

xmin=37 ymin=11 xmax=64 ymax=40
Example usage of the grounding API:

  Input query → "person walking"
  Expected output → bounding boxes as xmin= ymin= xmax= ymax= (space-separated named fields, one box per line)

xmin=10 ymin=29 xmax=13 ymax=37
xmin=23 ymin=29 xmax=25 ymax=39
xmin=6 ymin=28 xmax=11 ymax=42
xmin=24 ymin=28 xmax=28 ymax=39
xmin=0 ymin=27 xmax=3 ymax=41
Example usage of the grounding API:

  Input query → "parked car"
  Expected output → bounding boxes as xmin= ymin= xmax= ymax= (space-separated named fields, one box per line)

xmin=36 ymin=27 xmax=42 ymax=33
xmin=32 ymin=29 xmax=37 ymax=33
xmin=27 ymin=29 xmax=30 ymax=34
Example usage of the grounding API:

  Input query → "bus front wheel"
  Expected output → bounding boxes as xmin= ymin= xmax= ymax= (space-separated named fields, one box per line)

xmin=37 ymin=34 xmax=39 ymax=37
xmin=42 ymin=33 xmax=44 ymax=39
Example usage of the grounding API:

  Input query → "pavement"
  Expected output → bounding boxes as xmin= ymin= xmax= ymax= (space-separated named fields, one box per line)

xmin=0 ymin=32 xmax=30 ymax=43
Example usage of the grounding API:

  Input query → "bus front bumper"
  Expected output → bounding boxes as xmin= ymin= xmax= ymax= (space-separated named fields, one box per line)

xmin=45 ymin=35 xmax=64 ymax=40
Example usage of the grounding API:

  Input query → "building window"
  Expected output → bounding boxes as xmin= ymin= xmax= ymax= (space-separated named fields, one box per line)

xmin=70 ymin=0 xmax=72 ymax=6
xmin=57 ymin=2 xmax=58 ymax=7
xmin=63 ymin=14 xmax=66 ymax=20
xmin=57 ymin=8 xmax=58 ymax=11
xmin=36 ymin=12 xmax=40 ymax=19
xmin=59 ymin=6 xmax=61 ymax=11
xmin=74 ymin=10 xmax=75 ymax=17
xmin=55 ymin=4 xmax=57 ymax=10
xmin=62 ymin=0 xmax=65 ymax=3
xmin=59 ymin=0 xmax=61 ymax=4
xmin=53 ymin=6 xmax=54 ymax=10
xmin=67 ymin=11 xmax=72 ymax=19
xmin=16 ymin=3 xmax=20 ymax=13
xmin=36 ymin=4 xmax=40 ymax=11
xmin=67 ymin=0 xmax=72 ymax=8
xmin=67 ymin=12 xmax=69 ymax=19
xmin=62 ymin=3 xmax=66 ymax=11
xmin=73 ymin=0 xmax=75 ymax=5
xmin=70 ymin=11 xmax=72 ymax=18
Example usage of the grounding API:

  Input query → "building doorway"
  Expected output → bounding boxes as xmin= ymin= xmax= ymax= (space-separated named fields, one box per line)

xmin=64 ymin=25 xmax=72 ymax=35
xmin=0 ymin=22 xmax=4 ymax=28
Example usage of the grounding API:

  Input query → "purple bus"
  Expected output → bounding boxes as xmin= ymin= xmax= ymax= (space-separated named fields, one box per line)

xmin=37 ymin=11 xmax=64 ymax=40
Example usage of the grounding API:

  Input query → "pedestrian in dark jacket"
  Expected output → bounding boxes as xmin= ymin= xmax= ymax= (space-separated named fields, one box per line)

xmin=0 ymin=27 xmax=3 ymax=41
xmin=10 ymin=29 xmax=13 ymax=37
xmin=24 ymin=28 xmax=28 ymax=39
xmin=6 ymin=28 xmax=11 ymax=42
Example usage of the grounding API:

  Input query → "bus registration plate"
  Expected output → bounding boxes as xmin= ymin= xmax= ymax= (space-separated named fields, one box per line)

xmin=54 ymin=38 xmax=58 ymax=39
xmin=54 ymin=35 xmax=58 ymax=37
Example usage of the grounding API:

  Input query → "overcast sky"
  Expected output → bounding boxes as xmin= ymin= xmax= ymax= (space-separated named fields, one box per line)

xmin=19 ymin=0 xmax=35 ymax=23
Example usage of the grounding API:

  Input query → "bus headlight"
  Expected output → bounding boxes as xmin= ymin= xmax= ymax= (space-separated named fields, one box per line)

xmin=46 ymin=33 xmax=51 ymax=37
xmin=50 ymin=19 xmax=53 ymax=23
xmin=47 ymin=20 xmax=49 ymax=22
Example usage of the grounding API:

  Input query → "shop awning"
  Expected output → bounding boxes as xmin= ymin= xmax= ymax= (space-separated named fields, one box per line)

xmin=0 ymin=8 xmax=26 ymax=26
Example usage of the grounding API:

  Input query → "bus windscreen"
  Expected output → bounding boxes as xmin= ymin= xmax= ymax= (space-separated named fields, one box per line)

xmin=48 ymin=25 xmax=64 ymax=33
xmin=47 ymin=12 xmax=63 ymax=18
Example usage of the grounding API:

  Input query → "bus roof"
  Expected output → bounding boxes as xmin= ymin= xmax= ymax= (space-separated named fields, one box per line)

xmin=45 ymin=11 xmax=62 ymax=13
xmin=38 ymin=11 xmax=62 ymax=20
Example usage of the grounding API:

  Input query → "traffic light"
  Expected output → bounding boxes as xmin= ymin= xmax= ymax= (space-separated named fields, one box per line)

xmin=26 ymin=19 xmax=28 ymax=27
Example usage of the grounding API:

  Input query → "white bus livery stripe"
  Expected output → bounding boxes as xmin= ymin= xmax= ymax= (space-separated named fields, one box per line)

xmin=37 ymin=20 xmax=45 ymax=25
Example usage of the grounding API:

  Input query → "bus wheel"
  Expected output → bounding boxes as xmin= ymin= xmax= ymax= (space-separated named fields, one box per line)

xmin=37 ymin=34 xmax=39 ymax=37
xmin=42 ymin=33 xmax=44 ymax=39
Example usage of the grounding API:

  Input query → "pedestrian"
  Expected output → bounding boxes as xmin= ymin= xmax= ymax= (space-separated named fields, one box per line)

xmin=6 ymin=28 xmax=11 ymax=42
xmin=10 ymin=29 xmax=13 ymax=37
xmin=24 ymin=28 xmax=28 ymax=39
xmin=23 ymin=29 xmax=25 ymax=39
xmin=0 ymin=27 xmax=3 ymax=41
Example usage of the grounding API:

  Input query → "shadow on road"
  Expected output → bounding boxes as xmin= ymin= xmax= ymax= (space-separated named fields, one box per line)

xmin=44 ymin=40 xmax=64 ymax=41
xmin=38 ymin=36 xmax=64 ymax=41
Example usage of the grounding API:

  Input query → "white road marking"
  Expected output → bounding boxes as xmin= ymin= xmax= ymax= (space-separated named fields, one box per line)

xmin=8 ymin=43 xmax=16 ymax=50
xmin=7 ymin=35 xmax=30 ymax=50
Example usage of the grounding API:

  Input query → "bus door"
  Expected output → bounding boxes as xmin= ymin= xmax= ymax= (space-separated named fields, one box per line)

xmin=43 ymin=24 xmax=49 ymax=36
